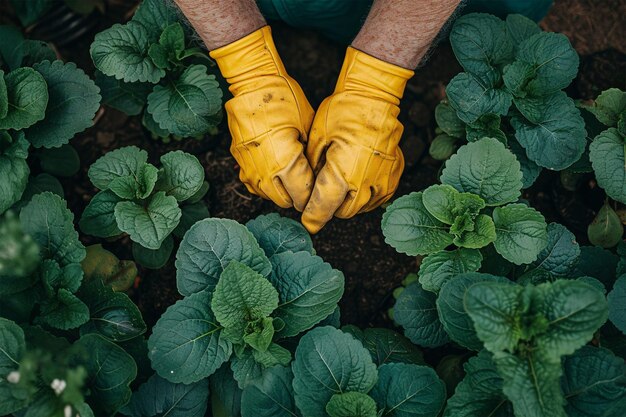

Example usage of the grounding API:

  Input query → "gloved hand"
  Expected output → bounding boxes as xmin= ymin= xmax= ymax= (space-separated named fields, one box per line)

xmin=301 ymin=47 xmax=414 ymax=233
xmin=209 ymin=26 xmax=315 ymax=211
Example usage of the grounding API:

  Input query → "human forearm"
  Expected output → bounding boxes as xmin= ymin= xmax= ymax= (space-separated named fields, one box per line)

xmin=173 ymin=0 xmax=266 ymax=49
xmin=352 ymin=0 xmax=460 ymax=69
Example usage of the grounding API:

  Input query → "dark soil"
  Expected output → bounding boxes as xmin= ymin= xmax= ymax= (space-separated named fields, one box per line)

xmin=2 ymin=0 xmax=625 ymax=331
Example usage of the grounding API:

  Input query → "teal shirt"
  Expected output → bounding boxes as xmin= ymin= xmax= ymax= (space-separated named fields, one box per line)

xmin=257 ymin=0 xmax=553 ymax=44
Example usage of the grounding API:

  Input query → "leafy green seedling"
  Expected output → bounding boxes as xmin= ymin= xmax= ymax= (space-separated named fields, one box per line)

xmin=91 ymin=0 xmax=223 ymax=140
xmin=79 ymin=146 xmax=209 ymax=268
xmin=148 ymin=215 xmax=343 ymax=390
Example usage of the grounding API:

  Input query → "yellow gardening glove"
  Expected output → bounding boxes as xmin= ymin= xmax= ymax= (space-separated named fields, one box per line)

xmin=302 ymin=47 xmax=414 ymax=233
xmin=209 ymin=26 xmax=314 ymax=211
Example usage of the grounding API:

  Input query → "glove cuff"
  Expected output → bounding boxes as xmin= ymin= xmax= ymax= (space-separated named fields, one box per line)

xmin=336 ymin=47 xmax=414 ymax=105
xmin=209 ymin=26 xmax=287 ymax=86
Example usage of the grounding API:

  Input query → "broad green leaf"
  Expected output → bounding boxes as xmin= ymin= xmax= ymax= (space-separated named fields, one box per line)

xmin=418 ymin=248 xmax=483 ymax=293
xmin=15 ymin=39 xmax=57 ymax=68
xmin=342 ymin=326 xmax=424 ymax=366
xmin=20 ymin=192 xmax=86 ymax=266
xmin=90 ymin=22 xmax=165 ymax=83
xmin=435 ymin=102 xmax=465 ymax=138
xmin=292 ymin=326 xmax=378 ymax=417
xmin=25 ymin=60 xmax=101 ymax=148
xmin=131 ymin=235 xmax=174 ymax=269
xmin=114 ymin=191 xmax=181 ymax=250
xmin=441 ymin=137 xmax=522 ymax=206
xmin=156 ymin=150 xmax=204 ymax=201
xmin=443 ymin=350 xmax=513 ymax=417
xmin=147 ymin=64 xmax=222 ymax=137
xmin=121 ymin=374 xmax=209 ymax=417
xmin=37 ymin=144 xmax=80 ymax=177
xmin=608 ymin=275 xmax=626 ymax=335
xmin=531 ymin=223 xmax=580 ymax=277
xmin=148 ymin=289 xmax=232 ymax=383
xmin=39 ymin=258 xmax=83 ymax=293
xmin=108 ymin=162 xmax=158 ymax=200
xmin=429 ymin=134 xmax=458 ymax=160
xmin=465 ymin=282 xmax=524 ymax=352
xmin=562 ymin=346 xmax=626 ymax=417
xmin=371 ymin=363 xmax=446 ymax=417
xmin=175 ymin=218 xmax=272 ymax=295
xmin=587 ymin=201 xmax=623 ymax=248
xmin=269 ymin=251 xmax=344 ymax=338
xmin=438 ymin=273 xmax=511 ymax=350
xmin=0 ymin=131 xmax=29 ymax=213
xmin=88 ymin=145 xmax=148 ymax=190
xmin=505 ymin=14 xmax=540 ymax=46
xmin=78 ymin=278 xmax=146 ymax=342
xmin=382 ymin=192 xmax=453 ymax=256
xmin=446 ymin=72 xmax=512 ymax=124
xmin=132 ymin=0 xmax=181 ymax=41
xmin=72 ymin=334 xmax=137 ymax=416
xmin=230 ymin=349 xmax=263 ymax=389
xmin=212 ymin=261 xmax=278 ymax=345
xmin=589 ymin=128 xmax=626 ymax=204
xmin=502 ymin=60 xmax=535 ymax=98
xmin=79 ymin=190 xmax=123 ymax=238
xmin=511 ymin=92 xmax=586 ymax=170
xmin=0 ymin=67 xmax=48 ymax=130
xmin=508 ymin=136 xmax=542 ymax=189
xmin=492 ymin=203 xmax=548 ymax=265
xmin=394 ymin=282 xmax=449 ymax=348
xmin=95 ymin=70 xmax=151 ymax=116
xmin=496 ymin=352 xmax=565 ymax=417
xmin=241 ymin=366 xmax=298 ymax=417
xmin=148 ymin=23 xmax=185 ymax=69
xmin=326 ymin=392 xmax=377 ymax=417
xmin=515 ymin=32 xmax=579 ymax=96
xmin=449 ymin=13 xmax=513 ymax=83
xmin=246 ymin=213 xmax=314 ymax=257
xmin=37 ymin=288 xmax=90 ymax=330
xmin=453 ymin=214 xmax=496 ymax=249
xmin=572 ymin=246 xmax=618 ymax=286
xmin=535 ymin=280 xmax=608 ymax=361
xmin=583 ymin=88 xmax=626 ymax=127
xmin=0 ymin=317 xmax=24 ymax=376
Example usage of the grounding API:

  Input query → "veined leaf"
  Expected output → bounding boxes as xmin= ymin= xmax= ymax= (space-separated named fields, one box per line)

xmin=531 ymin=222 xmax=580 ymax=277
xmin=583 ymin=88 xmax=626 ymax=127
xmin=0 ymin=67 xmax=48 ymax=130
xmin=155 ymin=150 xmax=204 ymax=201
xmin=241 ymin=366 xmax=297 ymax=417
xmin=0 ymin=131 xmax=29 ymax=213
xmin=79 ymin=190 xmax=123 ymax=238
xmin=246 ymin=213 xmax=314 ymax=257
xmin=418 ymin=248 xmax=483 ymax=293
xmin=589 ymin=128 xmax=626 ymax=204
xmin=446 ymin=72 xmax=512 ymax=124
xmin=342 ymin=326 xmax=425 ymax=366
xmin=492 ymin=203 xmax=547 ymax=265
xmin=326 ymin=392 xmax=377 ymax=417
xmin=88 ymin=145 xmax=148 ymax=190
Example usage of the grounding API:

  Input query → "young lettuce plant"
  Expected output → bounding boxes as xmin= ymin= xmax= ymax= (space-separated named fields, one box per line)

xmin=147 ymin=214 xmax=345 ymax=391
xmin=91 ymin=0 xmax=223 ymax=141
xmin=429 ymin=13 xmax=585 ymax=188
xmin=79 ymin=145 xmax=209 ymax=268
xmin=0 ymin=25 xmax=101 ymax=213
xmin=0 ymin=194 xmax=146 ymax=417
xmin=382 ymin=136 xmax=549 ymax=284
xmin=236 ymin=326 xmax=445 ymax=417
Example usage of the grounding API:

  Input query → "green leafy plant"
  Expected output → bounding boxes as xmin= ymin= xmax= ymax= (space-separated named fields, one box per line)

xmin=91 ymin=0 xmax=223 ymax=141
xmin=429 ymin=13 xmax=585 ymax=186
xmin=0 ymin=193 xmax=146 ymax=416
xmin=79 ymin=145 xmax=209 ymax=268
xmin=0 ymin=25 xmax=100 ymax=213
xmin=383 ymin=136 xmax=548 ymax=271
xmin=237 ymin=326 xmax=445 ymax=417
xmin=147 ymin=214 xmax=345 ymax=390
xmin=388 ymin=217 xmax=626 ymax=417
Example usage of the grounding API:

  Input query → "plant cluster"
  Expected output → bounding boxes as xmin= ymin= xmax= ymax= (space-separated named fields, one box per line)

xmin=79 ymin=145 xmax=210 ymax=268
xmin=0 ymin=25 xmax=100 ymax=213
xmin=91 ymin=0 xmax=223 ymax=141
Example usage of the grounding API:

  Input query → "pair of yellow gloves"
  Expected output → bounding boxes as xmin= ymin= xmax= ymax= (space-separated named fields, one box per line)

xmin=210 ymin=27 xmax=413 ymax=234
